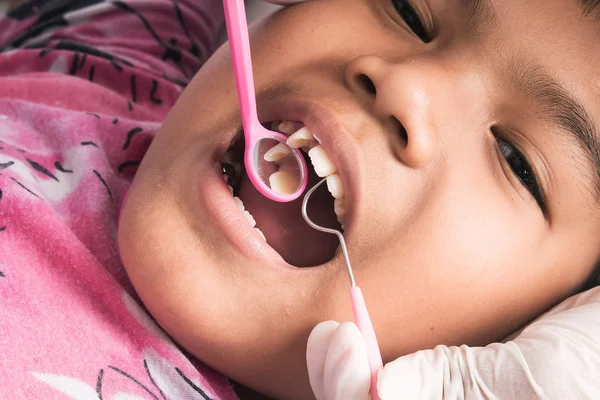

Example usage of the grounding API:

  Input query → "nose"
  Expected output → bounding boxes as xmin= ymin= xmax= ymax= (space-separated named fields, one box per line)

xmin=344 ymin=55 xmax=439 ymax=168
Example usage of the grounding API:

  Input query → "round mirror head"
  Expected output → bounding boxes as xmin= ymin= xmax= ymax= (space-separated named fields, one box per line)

xmin=249 ymin=136 xmax=306 ymax=200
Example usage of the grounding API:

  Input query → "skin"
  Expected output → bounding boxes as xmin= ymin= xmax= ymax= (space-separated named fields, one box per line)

xmin=118 ymin=0 xmax=600 ymax=399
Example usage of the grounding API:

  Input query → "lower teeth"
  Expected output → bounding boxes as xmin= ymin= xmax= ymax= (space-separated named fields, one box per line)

xmin=225 ymin=176 xmax=265 ymax=240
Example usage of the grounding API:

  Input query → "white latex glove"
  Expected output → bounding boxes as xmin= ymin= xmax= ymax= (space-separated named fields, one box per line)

xmin=307 ymin=286 xmax=600 ymax=400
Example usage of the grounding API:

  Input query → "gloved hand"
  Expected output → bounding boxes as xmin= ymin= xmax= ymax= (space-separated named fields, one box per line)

xmin=307 ymin=286 xmax=600 ymax=399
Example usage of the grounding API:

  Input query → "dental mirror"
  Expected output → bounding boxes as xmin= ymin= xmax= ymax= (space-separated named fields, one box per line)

xmin=223 ymin=0 xmax=308 ymax=201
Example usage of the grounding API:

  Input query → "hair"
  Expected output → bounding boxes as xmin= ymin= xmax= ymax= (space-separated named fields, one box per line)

xmin=583 ymin=0 xmax=600 ymax=290
xmin=577 ymin=0 xmax=600 ymax=291
xmin=581 ymin=0 xmax=600 ymax=19
xmin=581 ymin=261 xmax=600 ymax=291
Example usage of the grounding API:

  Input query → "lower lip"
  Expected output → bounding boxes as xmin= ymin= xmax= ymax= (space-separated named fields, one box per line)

xmin=195 ymin=161 xmax=299 ymax=271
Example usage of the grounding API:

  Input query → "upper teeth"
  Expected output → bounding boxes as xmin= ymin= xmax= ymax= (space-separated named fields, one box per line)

xmin=307 ymin=146 xmax=336 ymax=177
xmin=223 ymin=122 xmax=348 ymax=244
xmin=286 ymin=127 xmax=316 ymax=149
xmin=326 ymin=174 xmax=344 ymax=198
xmin=277 ymin=121 xmax=298 ymax=135
xmin=264 ymin=143 xmax=292 ymax=162
xmin=266 ymin=123 xmax=347 ymax=227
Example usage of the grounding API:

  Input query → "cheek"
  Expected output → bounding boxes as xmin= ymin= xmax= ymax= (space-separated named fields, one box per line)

xmin=416 ymin=184 xmax=544 ymax=290
xmin=353 ymin=183 xmax=547 ymax=358
xmin=246 ymin=0 xmax=381 ymax=81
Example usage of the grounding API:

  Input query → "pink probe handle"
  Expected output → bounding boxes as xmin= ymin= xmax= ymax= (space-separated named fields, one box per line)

xmin=222 ymin=0 xmax=259 ymax=138
xmin=350 ymin=286 xmax=383 ymax=400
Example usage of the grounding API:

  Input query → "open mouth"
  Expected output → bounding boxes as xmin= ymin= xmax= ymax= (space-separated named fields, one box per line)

xmin=220 ymin=121 xmax=346 ymax=267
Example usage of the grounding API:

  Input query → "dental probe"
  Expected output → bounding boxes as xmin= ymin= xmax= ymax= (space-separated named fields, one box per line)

xmin=302 ymin=178 xmax=383 ymax=400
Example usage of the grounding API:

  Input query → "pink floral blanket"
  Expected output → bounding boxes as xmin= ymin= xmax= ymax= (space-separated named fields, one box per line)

xmin=0 ymin=0 xmax=239 ymax=398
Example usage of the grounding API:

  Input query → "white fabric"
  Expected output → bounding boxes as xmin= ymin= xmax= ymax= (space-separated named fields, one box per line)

xmin=307 ymin=286 xmax=600 ymax=399
xmin=246 ymin=0 xmax=282 ymax=22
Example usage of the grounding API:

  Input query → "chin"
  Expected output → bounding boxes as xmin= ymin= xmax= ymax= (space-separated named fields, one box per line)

xmin=117 ymin=91 xmax=367 ymax=400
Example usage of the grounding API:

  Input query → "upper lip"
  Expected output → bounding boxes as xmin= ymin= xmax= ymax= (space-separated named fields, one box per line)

xmin=255 ymin=95 xmax=364 ymax=233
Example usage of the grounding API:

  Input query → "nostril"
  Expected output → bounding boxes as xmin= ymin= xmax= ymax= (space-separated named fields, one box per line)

xmin=392 ymin=117 xmax=408 ymax=144
xmin=357 ymin=74 xmax=376 ymax=95
xmin=399 ymin=124 xmax=408 ymax=143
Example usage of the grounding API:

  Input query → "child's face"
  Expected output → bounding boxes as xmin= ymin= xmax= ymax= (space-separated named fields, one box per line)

xmin=119 ymin=0 xmax=600 ymax=398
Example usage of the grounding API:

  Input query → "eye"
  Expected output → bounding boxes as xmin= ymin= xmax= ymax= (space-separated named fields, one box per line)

xmin=496 ymin=137 xmax=545 ymax=211
xmin=390 ymin=0 xmax=431 ymax=42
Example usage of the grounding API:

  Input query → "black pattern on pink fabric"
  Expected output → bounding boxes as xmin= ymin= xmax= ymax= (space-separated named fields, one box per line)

xmin=0 ymin=0 xmax=238 ymax=398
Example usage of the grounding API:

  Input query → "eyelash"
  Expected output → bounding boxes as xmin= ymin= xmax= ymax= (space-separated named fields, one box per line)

xmin=390 ymin=0 xmax=431 ymax=42
xmin=389 ymin=3 xmax=544 ymax=212
xmin=495 ymin=136 xmax=546 ymax=211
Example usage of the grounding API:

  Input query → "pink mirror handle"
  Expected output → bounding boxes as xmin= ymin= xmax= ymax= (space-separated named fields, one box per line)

xmin=222 ymin=0 xmax=260 ymax=142
xmin=350 ymin=286 xmax=383 ymax=400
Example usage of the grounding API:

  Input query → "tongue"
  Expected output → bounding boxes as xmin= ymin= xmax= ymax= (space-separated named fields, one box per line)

xmin=238 ymin=173 xmax=340 ymax=267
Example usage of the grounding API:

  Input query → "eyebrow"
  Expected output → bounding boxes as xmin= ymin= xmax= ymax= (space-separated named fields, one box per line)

xmin=458 ymin=0 xmax=497 ymax=36
xmin=458 ymin=0 xmax=600 ymax=197
xmin=506 ymin=59 xmax=600 ymax=197
xmin=580 ymin=0 xmax=600 ymax=20
xmin=460 ymin=0 xmax=600 ymax=34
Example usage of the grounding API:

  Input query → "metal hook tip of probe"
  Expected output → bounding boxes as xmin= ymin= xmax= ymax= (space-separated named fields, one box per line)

xmin=301 ymin=178 xmax=356 ymax=287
